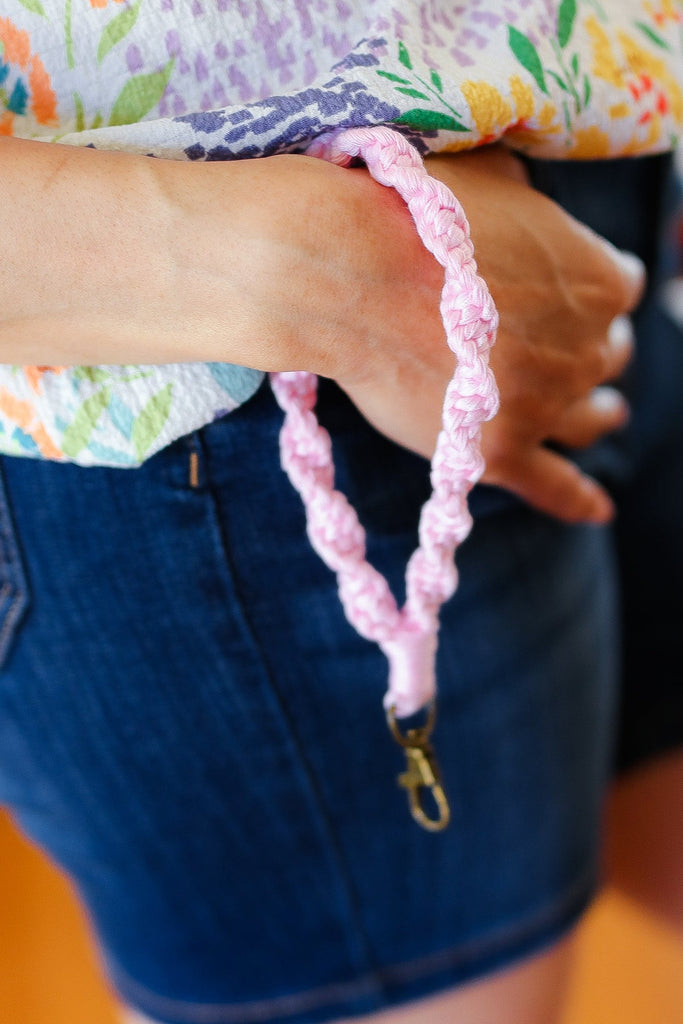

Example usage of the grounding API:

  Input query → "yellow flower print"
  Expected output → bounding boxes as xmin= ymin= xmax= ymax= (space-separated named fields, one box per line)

xmin=643 ymin=0 xmax=683 ymax=28
xmin=460 ymin=80 xmax=514 ymax=140
xmin=451 ymin=77 xmax=561 ymax=151
xmin=582 ymin=14 xmax=682 ymax=154
xmin=585 ymin=15 xmax=624 ymax=88
xmin=618 ymin=31 xmax=683 ymax=126
xmin=503 ymin=76 xmax=561 ymax=149
xmin=568 ymin=125 xmax=612 ymax=157
xmin=440 ymin=74 xmax=564 ymax=155
xmin=509 ymin=75 xmax=535 ymax=121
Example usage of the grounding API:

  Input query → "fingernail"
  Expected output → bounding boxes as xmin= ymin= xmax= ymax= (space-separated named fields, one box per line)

xmin=591 ymin=386 xmax=629 ymax=421
xmin=601 ymin=241 xmax=646 ymax=289
xmin=615 ymin=249 xmax=646 ymax=286
xmin=589 ymin=486 xmax=615 ymax=524
xmin=608 ymin=314 xmax=634 ymax=350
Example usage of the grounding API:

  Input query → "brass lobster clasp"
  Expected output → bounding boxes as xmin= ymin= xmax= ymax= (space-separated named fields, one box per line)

xmin=386 ymin=703 xmax=451 ymax=832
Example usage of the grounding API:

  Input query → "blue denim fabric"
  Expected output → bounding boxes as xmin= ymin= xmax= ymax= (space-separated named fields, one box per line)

xmin=0 ymin=153 xmax=679 ymax=1024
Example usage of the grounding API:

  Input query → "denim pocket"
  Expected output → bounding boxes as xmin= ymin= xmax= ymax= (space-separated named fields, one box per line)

xmin=0 ymin=460 xmax=30 ymax=669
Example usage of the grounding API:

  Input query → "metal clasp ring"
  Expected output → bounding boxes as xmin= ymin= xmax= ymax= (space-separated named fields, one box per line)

xmin=386 ymin=702 xmax=451 ymax=832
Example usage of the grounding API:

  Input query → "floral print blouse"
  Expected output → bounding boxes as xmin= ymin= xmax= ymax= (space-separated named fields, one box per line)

xmin=1 ymin=0 xmax=682 ymax=466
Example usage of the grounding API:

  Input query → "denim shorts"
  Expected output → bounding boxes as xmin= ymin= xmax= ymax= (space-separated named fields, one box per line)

xmin=0 ymin=153 xmax=681 ymax=1024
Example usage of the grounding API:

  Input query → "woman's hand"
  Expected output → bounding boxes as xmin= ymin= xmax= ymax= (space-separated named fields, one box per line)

xmin=425 ymin=147 xmax=645 ymax=522
xmin=0 ymin=138 xmax=644 ymax=526
xmin=306 ymin=146 xmax=644 ymax=524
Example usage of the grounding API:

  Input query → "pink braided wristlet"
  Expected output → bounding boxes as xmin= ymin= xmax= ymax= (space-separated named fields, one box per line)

xmin=270 ymin=126 xmax=499 ymax=830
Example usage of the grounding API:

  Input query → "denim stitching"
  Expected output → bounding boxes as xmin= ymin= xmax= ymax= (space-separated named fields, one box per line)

xmin=192 ymin=429 xmax=384 ymax=988
xmin=0 ymin=463 xmax=30 ymax=668
xmin=108 ymin=865 xmax=597 ymax=1024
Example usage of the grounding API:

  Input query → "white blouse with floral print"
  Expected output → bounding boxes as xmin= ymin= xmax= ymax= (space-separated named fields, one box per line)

xmin=1 ymin=0 xmax=681 ymax=466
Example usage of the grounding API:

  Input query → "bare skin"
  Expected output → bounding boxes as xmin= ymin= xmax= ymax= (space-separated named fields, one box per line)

xmin=122 ymin=936 xmax=577 ymax=1024
xmin=2 ymin=136 xmax=679 ymax=1021
xmin=1 ymin=137 xmax=641 ymax=523
xmin=605 ymin=749 xmax=683 ymax=932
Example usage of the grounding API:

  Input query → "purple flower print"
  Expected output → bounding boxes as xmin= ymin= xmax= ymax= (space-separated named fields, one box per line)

xmin=126 ymin=44 xmax=143 ymax=74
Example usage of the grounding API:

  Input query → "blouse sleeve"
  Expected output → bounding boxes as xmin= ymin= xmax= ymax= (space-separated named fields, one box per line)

xmin=0 ymin=0 xmax=681 ymax=467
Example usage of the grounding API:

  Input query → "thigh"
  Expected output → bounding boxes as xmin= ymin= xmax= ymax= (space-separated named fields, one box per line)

xmin=606 ymin=749 xmax=683 ymax=931
xmin=125 ymin=934 xmax=578 ymax=1024
xmin=0 ymin=379 xmax=618 ymax=1024
xmin=336 ymin=933 xmax=578 ymax=1024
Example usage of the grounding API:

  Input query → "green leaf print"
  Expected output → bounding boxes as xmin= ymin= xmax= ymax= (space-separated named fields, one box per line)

xmin=395 ymin=109 xmax=468 ymax=132
xmin=557 ymin=0 xmax=577 ymax=49
xmin=395 ymin=86 xmax=431 ymax=101
xmin=376 ymin=71 xmax=411 ymax=85
xmin=131 ymin=383 xmax=173 ymax=462
xmin=398 ymin=41 xmax=412 ymax=70
xmin=635 ymin=21 xmax=670 ymax=50
xmin=584 ymin=0 xmax=607 ymax=21
xmin=73 ymin=366 xmax=113 ymax=385
xmin=74 ymin=92 xmax=85 ymax=132
xmin=547 ymin=69 xmax=570 ymax=92
xmin=64 ymin=0 xmax=74 ymax=70
xmin=17 ymin=0 xmax=47 ymax=16
xmin=379 ymin=42 xmax=468 ymax=128
xmin=430 ymin=69 xmax=443 ymax=94
xmin=508 ymin=26 xmax=549 ymax=96
xmin=108 ymin=60 xmax=174 ymax=127
xmin=61 ymin=388 xmax=112 ymax=458
xmin=98 ymin=0 xmax=142 ymax=64
xmin=583 ymin=73 xmax=592 ymax=106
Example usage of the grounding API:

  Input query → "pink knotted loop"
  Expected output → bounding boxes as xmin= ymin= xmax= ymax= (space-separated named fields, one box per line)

xmin=271 ymin=369 xmax=319 ymax=409
xmin=338 ymin=564 xmax=401 ymax=642
xmin=271 ymin=126 xmax=499 ymax=718
xmin=381 ymin=625 xmax=438 ymax=718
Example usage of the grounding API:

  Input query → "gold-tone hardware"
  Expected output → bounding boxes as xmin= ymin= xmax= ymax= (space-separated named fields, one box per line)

xmin=189 ymin=449 xmax=200 ymax=489
xmin=386 ymin=703 xmax=451 ymax=832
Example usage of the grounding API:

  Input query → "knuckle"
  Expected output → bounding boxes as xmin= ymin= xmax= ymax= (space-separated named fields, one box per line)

xmin=546 ymin=464 xmax=595 ymax=522
xmin=583 ymin=344 xmax=610 ymax=384
xmin=550 ymin=474 xmax=580 ymax=513
xmin=481 ymin=435 xmax=511 ymax=476
xmin=585 ymin=249 xmax=641 ymax=317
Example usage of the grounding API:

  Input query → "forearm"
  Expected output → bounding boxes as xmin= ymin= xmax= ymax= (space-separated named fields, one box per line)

xmin=0 ymin=137 xmax=444 ymax=382
xmin=0 ymin=138 xmax=320 ymax=368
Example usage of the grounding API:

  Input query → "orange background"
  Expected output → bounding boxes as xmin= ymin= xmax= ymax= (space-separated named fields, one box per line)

xmin=0 ymin=808 xmax=681 ymax=1024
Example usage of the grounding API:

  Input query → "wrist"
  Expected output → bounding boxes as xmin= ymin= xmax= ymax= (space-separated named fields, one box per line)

xmin=148 ymin=152 xmax=349 ymax=371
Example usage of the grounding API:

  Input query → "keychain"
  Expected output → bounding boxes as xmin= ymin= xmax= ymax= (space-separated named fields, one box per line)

xmin=271 ymin=126 xmax=499 ymax=831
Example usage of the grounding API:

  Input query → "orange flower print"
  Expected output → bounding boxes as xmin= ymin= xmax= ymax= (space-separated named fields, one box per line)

xmin=88 ymin=0 xmax=125 ymax=7
xmin=644 ymin=1 xmax=683 ymax=29
xmin=0 ymin=17 xmax=58 ymax=136
xmin=0 ymin=387 xmax=63 ymax=460
xmin=22 ymin=366 xmax=67 ymax=396
xmin=628 ymin=71 xmax=670 ymax=123
xmin=618 ymin=31 xmax=683 ymax=129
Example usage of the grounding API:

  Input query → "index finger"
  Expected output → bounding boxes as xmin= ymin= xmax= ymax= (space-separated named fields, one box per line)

xmin=483 ymin=444 xmax=615 ymax=524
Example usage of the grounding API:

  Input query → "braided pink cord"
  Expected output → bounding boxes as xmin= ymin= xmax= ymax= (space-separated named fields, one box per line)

xmin=270 ymin=126 xmax=499 ymax=717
